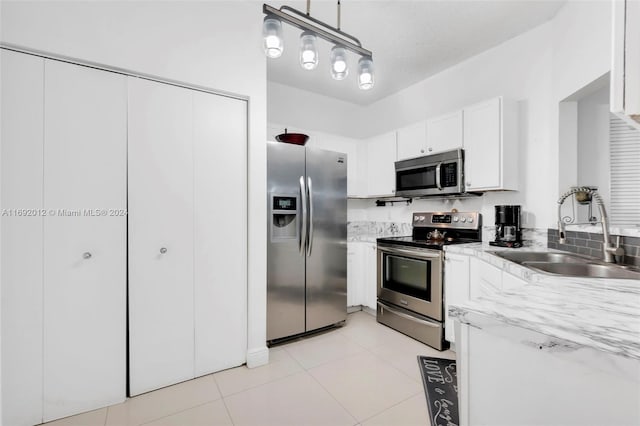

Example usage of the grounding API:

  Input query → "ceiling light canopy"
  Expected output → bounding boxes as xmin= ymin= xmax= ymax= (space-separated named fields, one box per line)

xmin=262 ymin=1 xmax=375 ymax=91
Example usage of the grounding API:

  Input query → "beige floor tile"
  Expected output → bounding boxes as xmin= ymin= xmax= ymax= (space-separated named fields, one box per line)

xmin=141 ymin=400 xmax=232 ymax=426
xmin=43 ymin=408 xmax=107 ymax=426
xmin=224 ymin=371 xmax=357 ymax=426
xmin=339 ymin=317 xmax=422 ymax=350
xmin=105 ymin=375 xmax=221 ymax=426
xmin=309 ymin=352 xmax=422 ymax=422
xmin=361 ymin=394 xmax=430 ymax=426
xmin=283 ymin=330 xmax=366 ymax=369
xmin=370 ymin=339 xmax=456 ymax=382
xmin=213 ymin=347 xmax=303 ymax=396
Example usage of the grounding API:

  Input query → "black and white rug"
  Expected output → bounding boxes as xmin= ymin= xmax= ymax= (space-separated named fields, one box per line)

xmin=417 ymin=356 xmax=459 ymax=426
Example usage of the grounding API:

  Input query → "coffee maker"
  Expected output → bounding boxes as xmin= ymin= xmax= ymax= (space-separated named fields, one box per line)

xmin=490 ymin=205 xmax=522 ymax=248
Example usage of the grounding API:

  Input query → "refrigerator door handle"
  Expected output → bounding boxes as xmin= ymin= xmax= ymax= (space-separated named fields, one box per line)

xmin=306 ymin=176 xmax=314 ymax=257
xmin=299 ymin=176 xmax=307 ymax=256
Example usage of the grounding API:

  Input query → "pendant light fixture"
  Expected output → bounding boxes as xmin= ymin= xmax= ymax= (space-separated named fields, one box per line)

xmin=262 ymin=15 xmax=284 ymax=58
xmin=299 ymin=31 xmax=319 ymax=70
xmin=262 ymin=0 xmax=375 ymax=90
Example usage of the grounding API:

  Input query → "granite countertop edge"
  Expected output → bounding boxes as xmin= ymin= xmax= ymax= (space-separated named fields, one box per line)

xmin=445 ymin=243 xmax=640 ymax=361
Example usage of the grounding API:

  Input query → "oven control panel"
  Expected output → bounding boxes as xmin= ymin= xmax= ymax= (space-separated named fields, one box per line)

xmin=412 ymin=212 xmax=480 ymax=230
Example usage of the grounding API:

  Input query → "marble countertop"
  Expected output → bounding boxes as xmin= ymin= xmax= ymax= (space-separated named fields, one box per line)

xmin=446 ymin=243 xmax=640 ymax=361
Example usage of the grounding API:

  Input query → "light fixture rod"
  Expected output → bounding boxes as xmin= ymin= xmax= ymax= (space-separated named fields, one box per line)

xmin=263 ymin=3 xmax=372 ymax=58
xmin=337 ymin=0 xmax=341 ymax=30
xmin=306 ymin=0 xmax=310 ymax=15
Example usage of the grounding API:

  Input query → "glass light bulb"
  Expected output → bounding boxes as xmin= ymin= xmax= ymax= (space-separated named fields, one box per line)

xmin=330 ymin=46 xmax=348 ymax=80
xmin=262 ymin=16 xmax=283 ymax=59
xmin=299 ymin=31 xmax=318 ymax=70
xmin=358 ymin=57 xmax=375 ymax=90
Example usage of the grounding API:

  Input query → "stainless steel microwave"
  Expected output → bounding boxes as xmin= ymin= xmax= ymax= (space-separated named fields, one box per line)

xmin=395 ymin=148 xmax=464 ymax=197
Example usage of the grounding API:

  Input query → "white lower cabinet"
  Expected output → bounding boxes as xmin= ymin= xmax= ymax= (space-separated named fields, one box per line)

xmin=347 ymin=242 xmax=378 ymax=310
xmin=2 ymin=51 xmax=127 ymax=424
xmin=128 ymin=77 xmax=247 ymax=395
xmin=444 ymin=253 xmax=470 ymax=343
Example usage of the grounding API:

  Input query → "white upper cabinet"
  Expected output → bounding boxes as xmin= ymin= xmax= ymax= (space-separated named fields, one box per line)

xmin=426 ymin=110 xmax=463 ymax=155
xmin=463 ymin=97 xmax=518 ymax=191
xmin=365 ymin=132 xmax=397 ymax=197
xmin=396 ymin=121 xmax=427 ymax=160
xmin=611 ymin=0 xmax=640 ymax=130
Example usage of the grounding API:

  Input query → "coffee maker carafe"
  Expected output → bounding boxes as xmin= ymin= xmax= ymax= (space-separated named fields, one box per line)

xmin=490 ymin=205 xmax=522 ymax=248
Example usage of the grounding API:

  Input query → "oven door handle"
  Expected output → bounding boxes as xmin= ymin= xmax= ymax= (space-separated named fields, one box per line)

xmin=377 ymin=302 xmax=440 ymax=328
xmin=378 ymin=245 xmax=442 ymax=260
xmin=435 ymin=162 xmax=443 ymax=190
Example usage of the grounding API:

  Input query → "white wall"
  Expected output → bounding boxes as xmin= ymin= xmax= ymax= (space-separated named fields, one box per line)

xmin=1 ymin=1 xmax=269 ymax=366
xmin=268 ymin=0 xmax=612 ymax=231
xmin=268 ymin=81 xmax=363 ymax=138
xmin=577 ymin=86 xmax=611 ymax=222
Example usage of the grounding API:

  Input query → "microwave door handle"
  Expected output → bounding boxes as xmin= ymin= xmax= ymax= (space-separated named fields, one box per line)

xmin=436 ymin=162 xmax=443 ymax=190
xmin=306 ymin=177 xmax=314 ymax=257
xmin=299 ymin=176 xmax=307 ymax=256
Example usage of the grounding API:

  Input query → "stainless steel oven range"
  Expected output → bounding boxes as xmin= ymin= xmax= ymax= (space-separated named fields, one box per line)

xmin=376 ymin=211 xmax=481 ymax=350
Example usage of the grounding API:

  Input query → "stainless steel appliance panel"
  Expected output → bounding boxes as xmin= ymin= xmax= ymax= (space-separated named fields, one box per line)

xmin=267 ymin=142 xmax=306 ymax=341
xmin=305 ymin=147 xmax=348 ymax=331
xmin=377 ymin=244 xmax=443 ymax=321
xmin=377 ymin=301 xmax=445 ymax=350
xmin=394 ymin=148 xmax=464 ymax=197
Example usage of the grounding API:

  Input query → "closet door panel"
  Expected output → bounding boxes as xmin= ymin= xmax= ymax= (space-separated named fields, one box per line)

xmin=42 ymin=60 xmax=127 ymax=421
xmin=128 ymin=78 xmax=195 ymax=395
xmin=0 ymin=50 xmax=45 ymax=426
xmin=193 ymin=92 xmax=247 ymax=376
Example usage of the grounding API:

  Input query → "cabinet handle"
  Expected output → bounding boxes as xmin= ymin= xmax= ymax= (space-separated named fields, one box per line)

xmin=428 ymin=147 xmax=433 ymax=152
xmin=420 ymin=149 xmax=425 ymax=154
xmin=83 ymin=252 xmax=92 ymax=260
xmin=160 ymin=247 xmax=168 ymax=254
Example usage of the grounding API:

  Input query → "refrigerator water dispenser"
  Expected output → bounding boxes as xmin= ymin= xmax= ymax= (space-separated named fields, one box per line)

xmin=271 ymin=195 xmax=298 ymax=241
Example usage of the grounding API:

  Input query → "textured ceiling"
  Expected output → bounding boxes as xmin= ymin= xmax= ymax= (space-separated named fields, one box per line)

xmin=266 ymin=0 xmax=566 ymax=105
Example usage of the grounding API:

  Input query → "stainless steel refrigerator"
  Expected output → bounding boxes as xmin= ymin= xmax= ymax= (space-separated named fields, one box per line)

xmin=267 ymin=141 xmax=347 ymax=342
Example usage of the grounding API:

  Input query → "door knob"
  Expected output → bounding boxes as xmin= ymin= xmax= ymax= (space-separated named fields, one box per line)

xmin=83 ymin=252 xmax=92 ymax=260
xmin=160 ymin=247 xmax=168 ymax=254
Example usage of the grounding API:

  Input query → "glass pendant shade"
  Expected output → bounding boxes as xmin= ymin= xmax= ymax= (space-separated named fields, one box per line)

xmin=330 ymin=46 xmax=348 ymax=80
xmin=357 ymin=57 xmax=375 ymax=90
xmin=299 ymin=31 xmax=318 ymax=70
xmin=262 ymin=16 xmax=284 ymax=58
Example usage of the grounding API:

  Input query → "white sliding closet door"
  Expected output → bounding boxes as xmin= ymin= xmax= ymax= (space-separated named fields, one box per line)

xmin=1 ymin=50 xmax=45 ymax=426
xmin=128 ymin=78 xmax=195 ymax=396
xmin=193 ymin=92 xmax=247 ymax=376
xmin=42 ymin=60 xmax=127 ymax=422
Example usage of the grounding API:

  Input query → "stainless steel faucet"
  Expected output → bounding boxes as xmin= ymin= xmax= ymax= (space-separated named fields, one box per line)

xmin=557 ymin=186 xmax=624 ymax=263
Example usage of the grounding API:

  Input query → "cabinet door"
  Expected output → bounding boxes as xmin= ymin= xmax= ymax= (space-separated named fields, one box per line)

xmin=1 ymin=50 xmax=45 ymax=426
xmin=365 ymin=132 xmax=397 ymax=197
xmin=426 ymin=110 xmax=463 ymax=155
xmin=193 ymin=91 xmax=247 ymax=376
xmin=128 ymin=78 xmax=195 ymax=395
xmin=463 ymin=98 xmax=502 ymax=191
xmin=396 ymin=121 xmax=427 ymax=160
xmin=444 ymin=253 xmax=470 ymax=343
xmin=43 ymin=60 xmax=127 ymax=421
xmin=469 ymin=257 xmax=502 ymax=300
xmin=363 ymin=243 xmax=378 ymax=310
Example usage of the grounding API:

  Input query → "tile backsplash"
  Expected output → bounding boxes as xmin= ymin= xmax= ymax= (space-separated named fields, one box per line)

xmin=547 ymin=229 xmax=640 ymax=267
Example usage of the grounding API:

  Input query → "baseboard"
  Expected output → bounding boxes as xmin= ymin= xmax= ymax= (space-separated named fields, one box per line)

xmin=347 ymin=305 xmax=363 ymax=314
xmin=362 ymin=305 xmax=376 ymax=316
xmin=246 ymin=346 xmax=269 ymax=368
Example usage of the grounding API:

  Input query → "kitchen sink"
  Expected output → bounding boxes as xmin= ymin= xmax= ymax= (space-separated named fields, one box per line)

xmin=490 ymin=251 xmax=640 ymax=280
xmin=523 ymin=261 xmax=640 ymax=280
xmin=491 ymin=251 xmax=592 ymax=264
